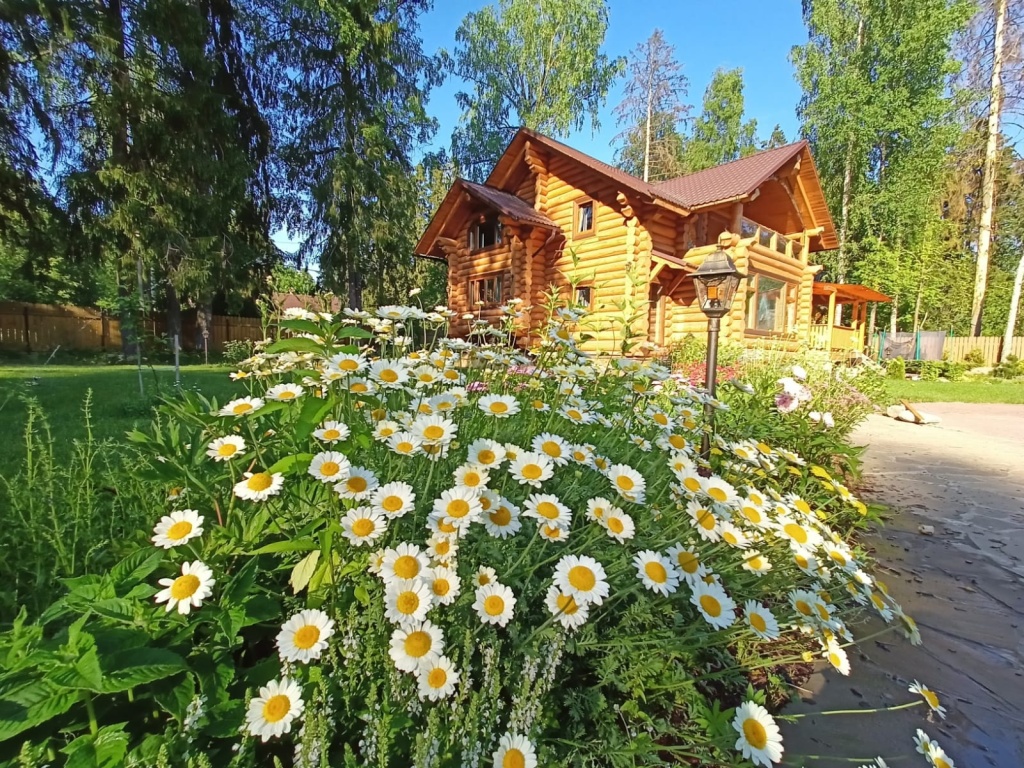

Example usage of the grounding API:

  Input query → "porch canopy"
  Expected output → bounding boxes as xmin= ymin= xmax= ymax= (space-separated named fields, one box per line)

xmin=811 ymin=282 xmax=891 ymax=304
xmin=810 ymin=281 xmax=891 ymax=353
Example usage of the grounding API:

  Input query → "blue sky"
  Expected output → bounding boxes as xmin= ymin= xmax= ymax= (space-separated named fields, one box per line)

xmin=418 ymin=0 xmax=809 ymax=162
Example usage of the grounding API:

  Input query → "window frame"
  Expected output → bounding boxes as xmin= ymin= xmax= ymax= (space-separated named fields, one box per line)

xmin=468 ymin=271 xmax=510 ymax=308
xmin=744 ymin=272 xmax=797 ymax=337
xmin=573 ymin=283 xmax=594 ymax=310
xmin=573 ymin=198 xmax=596 ymax=240
xmin=468 ymin=214 xmax=503 ymax=253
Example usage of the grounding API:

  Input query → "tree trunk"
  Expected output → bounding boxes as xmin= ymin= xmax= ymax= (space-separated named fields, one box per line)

xmin=971 ymin=0 xmax=1007 ymax=336
xmin=890 ymin=292 xmax=898 ymax=334
xmin=1002 ymin=250 xmax=1024 ymax=362
xmin=643 ymin=56 xmax=653 ymax=183
xmin=912 ymin=283 xmax=923 ymax=333
xmin=166 ymin=283 xmax=182 ymax=351
xmin=835 ymin=15 xmax=865 ymax=284
xmin=348 ymin=269 xmax=364 ymax=311
xmin=195 ymin=295 xmax=214 ymax=351
xmin=868 ymin=301 xmax=877 ymax=345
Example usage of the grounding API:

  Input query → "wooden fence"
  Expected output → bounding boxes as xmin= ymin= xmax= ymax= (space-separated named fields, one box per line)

xmin=943 ymin=336 xmax=1024 ymax=366
xmin=0 ymin=301 xmax=264 ymax=353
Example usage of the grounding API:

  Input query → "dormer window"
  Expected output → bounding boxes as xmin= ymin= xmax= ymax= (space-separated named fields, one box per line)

xmin=469 ymin=215 xmax=502 ymax=251
xmin=574 ymin=199 xmax=595 ymax=238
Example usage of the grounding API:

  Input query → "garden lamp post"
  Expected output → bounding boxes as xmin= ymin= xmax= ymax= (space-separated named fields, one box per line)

xmin=691 ymin=235 xmax=745 ymax=463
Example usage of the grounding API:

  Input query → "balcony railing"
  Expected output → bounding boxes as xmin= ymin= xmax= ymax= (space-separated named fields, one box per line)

xmin=809 ymin=324 xmax=864 ymax=351
xmin=739 ymin=218 xmax=804 ymax=261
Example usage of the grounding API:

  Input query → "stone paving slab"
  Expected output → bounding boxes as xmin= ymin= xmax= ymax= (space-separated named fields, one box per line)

xmin=781 ymin=403 xmax=1024 ymax=767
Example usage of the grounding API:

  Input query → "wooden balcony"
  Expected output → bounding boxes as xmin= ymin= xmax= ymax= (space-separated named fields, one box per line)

xmin=809 ymin=324 xmax=866 ymax=352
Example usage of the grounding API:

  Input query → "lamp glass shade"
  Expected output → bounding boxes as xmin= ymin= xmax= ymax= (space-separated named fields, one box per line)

xmin=692 ymin=248 xmax=745 ymax=319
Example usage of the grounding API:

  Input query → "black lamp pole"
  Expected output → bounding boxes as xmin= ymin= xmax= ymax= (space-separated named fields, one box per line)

xmin=700 ymin=316 xmax=720 ymax=461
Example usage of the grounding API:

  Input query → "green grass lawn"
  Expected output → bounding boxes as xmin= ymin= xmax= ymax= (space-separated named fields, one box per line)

xmin=884 ymin=377 xmax=1024 ymax=405
xmin=0 ymin=364 xmax=235 ymax=469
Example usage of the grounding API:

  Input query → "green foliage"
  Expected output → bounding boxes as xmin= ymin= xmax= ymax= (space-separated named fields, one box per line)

xmin=919 ymin=360 xmax=943 ymax=381
xmin=887 ymin=357 xmax=906 ymax=380
xmin=664 ymin=334 xmax=745 ymax=369
xmin=445 ymin=0 xmax=623 ymax=179
xmin=680 ymin=68 xmax=759 ymax=173
xmin=943 ymin=361 xmax=968 ymax=381
xmin=222 ymin=340 xmax=256 ymax=365
xmin=963 ymin=347 xmax=987 ymax=366
xmin=269 ymin=265 xmax=317 ymax=296
xmin=992 ymin=354 xmax=1024 ymax=379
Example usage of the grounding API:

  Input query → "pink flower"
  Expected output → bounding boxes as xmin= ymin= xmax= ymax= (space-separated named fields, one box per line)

xmin=775 ymin=391 xmax=800 ymax=413
xmin=467 ymin=381 xmax=489 ymax=393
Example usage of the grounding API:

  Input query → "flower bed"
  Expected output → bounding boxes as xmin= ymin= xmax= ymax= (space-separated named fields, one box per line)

xmin=0 ymin=304 xmax=940 ymax=768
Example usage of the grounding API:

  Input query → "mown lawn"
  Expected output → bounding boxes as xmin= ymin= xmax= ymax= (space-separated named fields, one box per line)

xmin=884 ymin=377 xmax=1024 ymax=405
xmin=0 ymin=364 xmax=235 ymax=469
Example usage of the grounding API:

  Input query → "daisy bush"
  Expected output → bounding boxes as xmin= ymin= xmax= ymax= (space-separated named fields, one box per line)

xmin=0 ymin=303 xmax=934 ymax=768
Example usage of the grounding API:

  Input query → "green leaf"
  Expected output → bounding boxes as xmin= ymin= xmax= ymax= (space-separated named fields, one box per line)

xmin=0 ymin=679 xmax=78 ymax=741
xmin=90 ymin=599 xmax=136 ymax=624
xmin=265 ymin=337 xmax=323 ymax=354
xmin=335 ymin=326 xmax=373 ymax=339
xmin=221 ymin=556 xmax=260 ymax=605
xmin=99 ymin=648 xmax=187 ymax=693
xmin=268 ymin=453 xmax=313 ymax=476
xmin=126 ymin=429 xmax=150 ymax=444
xmin=289 ymin=551 xmax=320 ymax=594
xmin=295 ymin=396 xmax=335 ymax=441
xmin=247 ymin=538 xmax=317 ymax=556
xmin=61 ymin=723 xmax=129 ymax=768
xmin=354 ymin=585 xmax=369 ymax=606
xmin=278 ymin=318 xmax=324 ymax=336
xmin=110 ymin=549 xmax=165 ymax=590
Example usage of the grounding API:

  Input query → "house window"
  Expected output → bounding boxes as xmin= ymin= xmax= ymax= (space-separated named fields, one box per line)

xmin=574 ymin=285 xmax=593 ymax=308
xmin=469 ymin=215 xmax=502 ymax=251
xmin=574 ymin=199 xmax=595 ymax=238
xmin=745 ymin=274 xmax=794 ymax=333
xmin=469 ymin=272 xmax=509 ymax=307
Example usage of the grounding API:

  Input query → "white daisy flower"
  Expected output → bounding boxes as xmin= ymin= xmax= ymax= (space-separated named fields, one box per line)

xmin=743 ymin=600 xmax=780 ymax=640
xmin=383 ymin=431 xmax=419 ymax=456
xmin=908 ymin=681 xmax=946 ymax=719
xmin=532 ymin=433 xmax=570 ymax=466
xmin=732 ymin=700 xmax=783 ymax=768
xmin=529 ymin=398 xmax=551 ymax=412
xmin=276 ymin=609 xmax=335 ymax=664
xmin=245 ymin=677 xmax=304 ymax=742
xmin=674 ymin=466 xmax=704 ymax=496
xmin=718 ymin=521 xmax=751 ymax=549
xmin=424 ymin=565 xmax=460 ymax=605
xmin=702 ymin=475 xmax=738 ymax=506
xmin=492 ymin=733 xmax=538 ymax=768
xmin=425 ymin=533 xmax=458 ymax=563
xmin=218 ymin=396 xmax=264 ymax=417
xmin=478 ymin=393 xmax=520 ymax=417
xmin=824 ymin=640 xmax=851 ymax=675
xmin=691 ymin=580 xmax=736 ymax=629
xmin=538 ymin=523 xmax=569 ymax=542
xmin=371 ymin=481 xmax=416 ymax=518
xmin=206 ymin=435 xmax=246 ymax=462
xmin=633 ymin=550 xmax=680 ymax=596
xmin=313 ymin=421 xmax=350 ymax=443
xmin=926 ymin=746 xmax=956 ymax=768
xmin=308 ymin=451 xmax=351 ymax=484
xmin=412 ymin=414 xmax=458 ymax=445
xmin=384 ymin=578 xmax=433 ymax=627
xmin=381 ymin=543 xmax=431 ymax=583
xmin=367 ymin=359 xmax=409 ymax=389
xmin=154 ymin=560 xmax=215 ymax=615
xmin=466 ymin=438 xmax=506 ymax=468
xmin=416 ymin=655 xmax=460 ymax=701
xmin=508 ymin=451 xmax=555 ymax=488
xmin=233 ymin=471 xmax=284 ymax=502
xmin=327 ymin=352 xmax=366 ymax=375
xmin=474 ymin=565 xmax=498 ymax=588
xmin=334 ymin=466 xmax=378 ymax=501
xmin=473 ymin=583 xmax=516 ymax=627
xmin=266 ymin=383 xmax=304 ymax=402
xmin=607 ymin=463 xmax=646 ymax=502
xmin=453 ymin=463 xmax=490 ymax=491
xmin=569 ymin=443 xmax=595 ymax=467
xmin=523 ymin=493 xmax=572 ymax=529
xmin=545 ymin=584 xmax=590 ymax=632
xmin=151 ymin=509 xmax=204 ymax=549
xmin=686 ymin=499 xmax=721 ymax=542
xmin=553 ymin=554 xmax=610 ymax=606
xmin=666 ymin=543 xmax=703 ymax=580
xmin=346 ymin=377 xmax=375 ymax=395
xmin=742 ymin=551 xmax=773 ymax=576
xmin=388 ymin=620 xmax=444 ymax=673
xmin=585 ymin=497 xmax=616 ymax=522
xmin=601 ymin=509 xmax=635 ymax=542
xmin=431 ymin=487 xmax=482 ymax=532
xmin=483 ymin=498 xmax=522 ymax=539
xmin=340 ymin=507 xmax=387 ymax=546
xmin=915 ymin=729 xmax=938 ymax=757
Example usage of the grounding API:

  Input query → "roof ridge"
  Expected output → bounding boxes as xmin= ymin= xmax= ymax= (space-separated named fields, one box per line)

xmin=653 ymin=140 xmax=808 ymax=187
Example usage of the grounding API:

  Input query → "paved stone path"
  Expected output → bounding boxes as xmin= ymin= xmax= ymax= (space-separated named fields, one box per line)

xmin=781 ymin=402 xmax=1024 ymax=767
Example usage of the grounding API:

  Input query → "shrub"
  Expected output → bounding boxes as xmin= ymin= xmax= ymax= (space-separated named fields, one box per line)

xmin=992 ymin=354 xmax=1024 ymax=379
xmin=0 ymin=307 xmax=927 ymax=767
xmin=942 ymin=362 xmax=968 ymax=381
xmin=223 ymin=338 xmax=256 ymax=365
xmin=886 ymin=357 xmax=906 ymax=380
xmin=963 ymin=347 xmax=986 ymax=367
xmin=919 ymin=361 xmax=943 ymax=381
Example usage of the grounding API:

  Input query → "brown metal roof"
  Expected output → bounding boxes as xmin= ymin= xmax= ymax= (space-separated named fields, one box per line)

xmin=652 ymin=143 xmax=807 ymax=208
xmin=812 ymin=282 xmax=891 ymax=303
xmin=461 ymin=180 xmax=558 ymax=230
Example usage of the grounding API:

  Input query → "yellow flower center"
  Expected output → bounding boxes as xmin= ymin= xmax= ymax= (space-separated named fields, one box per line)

xmin=741 ymin=506 xmax=762 ymax=524
xmin=543 ymin=525 xmax=562 ymax=538
xmin=322 ymin=429 xmax=341 ymax=440
xmin=815 ymin=603 xmax=831 ymax=620
xmin=346 ymin=476 xmax=367 ymax=493
xmin=277 ymin=390 xmax=296 ymax=400
xmin=396 ymin=591 xmax=420 ymax=615
xmin=555 ymin=594 xmax=579 ymax=615
xmin=463 ymin=471 xmax=482 ymax=487
xmin=490 ymin=507 xmax=512 ymax=526
xmin=521 ymin=463 xmax=543 ymax=480
xmin=541 ymin=442 xmax=561 ymax=458
xmin=784 ymin=523 xmax=809 ymax=544
xmin=697 ymin=510 xmax=716 ymax=531
xmin=166 ymin=521 xmax=193 ymax=541
xmin=748 ymin=556 xmax=765 ymax=570
xmin=489 ymin=401 xmax=509 ymax=414
xmin=750 ymin=612 xmax=768 ymax=633
xmin=616 ymin=475 xmax=635 ymax=491
xmin=423 ymin=425 xmax=444 ymax=441
xmin=339 ymin=359 xmax=359 ymax=371
xmin=351 ymin=383 xmax=368 ymax=393
xmin=247 ymin=473 xmax=273 ymax=492
xmin=382 ymin=495 xmax=404 ymax=513
xmin=669 ymin=435 xmax=687 ymax=450
xmin=683 ymin=477 xmax=701 ymax=493
xmin=427 ymin=667 xmax=447 ymax=689
xmin=700 ymin=594 xmax=722 ymax=617
xmin=828 ymin=651 xmax=844 ymax=669
xmin=404 ymin=630 xmax=431 ymax=658
xmin=293 ymin=624 xmax=320 ymax=649
xmin=922 ymin=689 xmax=940 ymax=709
xmin=435 ymin=540 xmax=451 ymax=556
xmin=708 ymin=487 xmax=727 ymax=502
xmin=483 ymin=595 xmax=505 ymax=616
xmin=396 ymin=441 xmax=415 ymax=454
xmin=742 ymin=717 xmax=768 ymax=750
xmin=319 ymin=461 xmax=341 ymax=477
xmin=370 ymin=409 xmax=386 ymax=421
xmin=536 ymin=501 xmax=560 ymax=520
xmin=393 ymin=555 xmax=420 ymax=580
xmin=795 ymin=600 xmax=813 ymax=616
xmin=567 ymin=409 xmax=583 ymax=421
xmin=446 ymin=499 xmax=470 ymax=518
xmin=432 ymin=578 xmax=450 ymax=597
xmin=477 ymin=449 xmax=496 ymax=465
xmin=170 ymin=574 xmax=200 ymax=601
xmin=379 ymin=427 xmax=396 ymax=438
xmin=232 ymin=402 xmax=253 ymax=414
xmin=677 ymin=551 xmax=699 ymax=573
xmin=351 ymin=518 xmax=375 ymax=537
xmin=568 ymin=566 xmax=595 ymax=591
xmin=262 ymin=694 xmax=291 ymax=723
xmin=438 ymin=519 xmax=457 ymax=534
xmin=829 ymin=551 xmax=847 ymax=566
xmin=654 ymin=413 xmax=668 ymax=425
xmin=503 ymin=749 xmax=526 ymax=768
xmin=379 ymin=369 xmax=399 ymax=383
xmin=217 ymin=443 xmax=238 ymax=457
xmin=532 ymin=400 xmax=545 ymax=410
xmin=794 ymin=498 xmax=811 ymax=515
xmin=645 ymin=561 xmax=667 ymax=584
xmin=607 ymin=517 xmax=625 ymax=534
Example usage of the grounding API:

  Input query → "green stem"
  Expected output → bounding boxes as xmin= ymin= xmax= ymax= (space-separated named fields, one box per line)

xmin=81 ymin=691 xmax=98 ymax=736
xmin=787 ymin=700 xmax=923 ymax=719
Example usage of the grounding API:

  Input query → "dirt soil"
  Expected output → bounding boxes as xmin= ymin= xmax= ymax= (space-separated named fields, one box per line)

xmin=780 ymin=402 xmax=1024 ymax=767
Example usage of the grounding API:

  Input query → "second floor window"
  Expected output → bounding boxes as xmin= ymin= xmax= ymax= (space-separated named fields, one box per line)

xmin=575 ymin=200 xmax=595 ymax=237
xmin=469 ymin=272 xmax=508 ymax=307
xmin=469 ymin=216 xmax=502 ymax=251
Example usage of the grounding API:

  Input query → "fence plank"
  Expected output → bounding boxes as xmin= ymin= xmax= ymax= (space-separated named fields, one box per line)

xmin=942 ymin=336 xmax=1024 ymax=366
